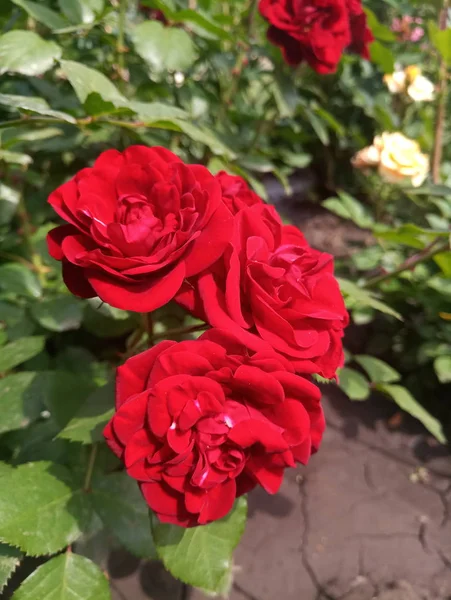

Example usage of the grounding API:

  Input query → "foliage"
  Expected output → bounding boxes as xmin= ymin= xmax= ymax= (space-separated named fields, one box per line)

xmin=0 ymin=0 xmax=449 ymax=597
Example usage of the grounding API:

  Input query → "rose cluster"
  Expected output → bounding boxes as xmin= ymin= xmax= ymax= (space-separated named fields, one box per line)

xmin=258 ymin=0 xmax=374 ymax=74
xmin=47 ymin=146 xmax=348 ymax=527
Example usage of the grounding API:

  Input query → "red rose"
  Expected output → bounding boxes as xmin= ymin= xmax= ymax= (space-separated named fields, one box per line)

xmin=104 ymin=328 xmax=323 ymax=527
xmin=177 ymin=204 xmax=348 ymax=379
xmin=46 ymin=146 xmax=233 ymax=312
xmin=216 ymin=171 xmax=263 ymax=215
xmin=258 ymin=0 xmax=373 ymax=73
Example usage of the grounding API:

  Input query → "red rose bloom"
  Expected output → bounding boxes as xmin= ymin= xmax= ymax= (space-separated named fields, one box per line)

xmin=46 ymin=146 xmax=233 ymax=312
xmin=216 ymin=171 xmax=263 ymax=215
xmin=177 ymin=204 xmax=348 ymax=379
xmin=258 ymin=0 xmax=373 ymax=73
xmin=104 ymin=329 xmax=323 ymax=527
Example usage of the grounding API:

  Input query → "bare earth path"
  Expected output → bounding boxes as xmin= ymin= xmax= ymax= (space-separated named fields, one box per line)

xmin=110 ymin=387 xmax=451 ymax=600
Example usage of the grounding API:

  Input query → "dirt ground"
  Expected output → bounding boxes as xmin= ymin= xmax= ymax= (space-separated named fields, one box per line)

xmin=109 ymin=386 xmax=451 ymax=600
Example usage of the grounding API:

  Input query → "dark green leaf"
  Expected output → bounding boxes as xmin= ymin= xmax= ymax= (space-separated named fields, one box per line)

xmin=377 ymin=384 xmax=446 ymax=443
xmin=31 ymin=297 xmax=83 ymax=332
xmin=0 ymin=94 xmax=76 ymax=124
xmin=0 ymin=544 xmax=21 ymax=593
xmin=0 ymin=337 xmax=45 ymax=373
xmin=12 ymin=552 xmax=110 ymax=599
xmin=0 ymin=372 xmax=44 ymax=434
xmin=11 ymin=0 xmax=68 ymax=30
xmin=0 ymin=183 xmax=19 ymax=226
xmin=58 ymin=380 xmax=114 ymax=444
xmin=153 ymin=497 xmax=247 ymax=593
xmin=0 ymin=462 xmax=92 ymax=555
xmin=0 ymin=264 xmax=42 ymax=299
xmin=338 ymin=278 xmax=403 ymax=320
xmin=0 ymin=31 xmax=61 ymax=76
xmin=91 ymin=473 xmax=156 ymax=558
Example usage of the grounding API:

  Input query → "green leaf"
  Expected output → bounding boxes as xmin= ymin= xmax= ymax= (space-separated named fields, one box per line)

xmin=0 ymin=337 xmax=45 ymax=373
xmin=0 ymin=183 xmax=19 ymax=226
xmin=128 ymin=101 xmax=188 ymax=122
xmin=0 ymin=94 xmax=76 ymax=124
xmin=169 ymin=120 xmax=235 ymax=159
xmin=434 ymin=252 xmax=451 ymax=277
xmin=434 ymin=356 xmax=451 ymax=384
xmin=91 ymin=473 xmax=156 ymax=559
xmin=58 ymin=0 xmax=101 ymax=25
xmin=171 ymin=9 xmax=230 ymax=40
xmin=0 ymin=462 xmax=92 ymax=555
xmin=0 ymin=31 xmax=61 ymax=77
xmin=323 ymin=191 xmax=373 ymax=229
xmin=369 ymin=41 xmax=395 ymax=74
xmin=153 ymin=497 xmax=247 ymax=593
xmin=58 ymin=380 xmax=114 ymax=444
xmin=83 ymin=300 xmax=137 ymax=339
xmin=31 ymin=297 xmax=83 ymax=332
xmin=11 ymin=0 xmax=68 ymax=30
xmin=39 ymin=371 xmax=99 ymax=431
xmin=338 ymin=278 xmax=403 ymax=321
xmin=0 ymin=544 xmax=21 ymax=593
xmin=338 ymin=367 xmax=370 ymax=401
xmin=0 ymin=372 xmax=44 ymax=434
xmin=364 ymin=8 xmax=396 ymax=41
xmin=354 ymin=355 xmax=401 ymax=384
xmin=0 ymin=150 xmax=32 ymax=165
xmin=133 ymin=21 xmax=197 ymax=73
xmin=378 ymin=384 xmax=446 ymax=443
xmin=60 ymin=60 xmax=126 ymax=105
xmin=406 ymin=184 xmax=451 ymax=197
xmin=12 ymin=552 xmax=110 ymax=600
xmin=428 ymin=21 xmax=451 ymax=65
xmin=0 ymin=263 xmax=42 ymax=298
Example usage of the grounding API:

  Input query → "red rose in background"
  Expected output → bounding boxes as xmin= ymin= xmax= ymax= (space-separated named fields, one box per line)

xmin=258 ymin=0 xmax=373 ymax=73
xmin=177 ymin=204 xmax=348 ymax=379
xmin=216 ymin=171 xmax=263 ymax=215
xmin=104 ymin=329 xmax=323 ymax=527
xmin=47 ymin=146 xmax=233 ymax=312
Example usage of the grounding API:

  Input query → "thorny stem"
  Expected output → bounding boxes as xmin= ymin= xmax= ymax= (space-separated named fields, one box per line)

xmin=83 ymin=444 xmax=98 ymax=492
xmin=431 ymin=0 xmax=449 ymax=184
xmin=363 ymin=237 xmax=450 ymax=288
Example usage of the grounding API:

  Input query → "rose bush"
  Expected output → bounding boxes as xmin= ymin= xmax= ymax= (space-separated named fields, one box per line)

xmin=177 ymin=203 xmax=348 ymax=379
xmin=258 ymin=0 xmax=373 ymax=73
xmin=47 ymin=146 xmax=233 ymax=312
xmin=104 ymin=329 xmax=323 ymax=527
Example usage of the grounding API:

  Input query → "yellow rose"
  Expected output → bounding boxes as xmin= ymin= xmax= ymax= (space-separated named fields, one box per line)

xmin=376 ymin=132 xmax=429 ymax=187
xmin=383 ymin=70 xmax=406 ymax=94
xmin=407 ymin=75 xmax=435 ymax=102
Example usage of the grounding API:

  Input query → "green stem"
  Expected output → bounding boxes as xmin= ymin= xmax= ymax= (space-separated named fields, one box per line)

xmin=83 ymin=444 xmax=98 ymax=493
xmin=141 ymin=313 xmax=154 ymax=346
xmin=117 ymin=0 xmax=127 ymax=82
xmin=363 ymin=237 xmax=449 ymax=289
xmin=17 ymin=188 xmax=47 ymax=286
xmin=431 ymin=0 xmax=449 ymax=184
xmin=150 ymin=322 xmax=209 ymax=342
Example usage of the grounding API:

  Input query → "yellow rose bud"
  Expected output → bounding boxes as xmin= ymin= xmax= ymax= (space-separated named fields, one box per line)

xmin=351 ymin=144 xmax=381 ymax=169
xmin=377 ymin=132 xmax=429 ymax=188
